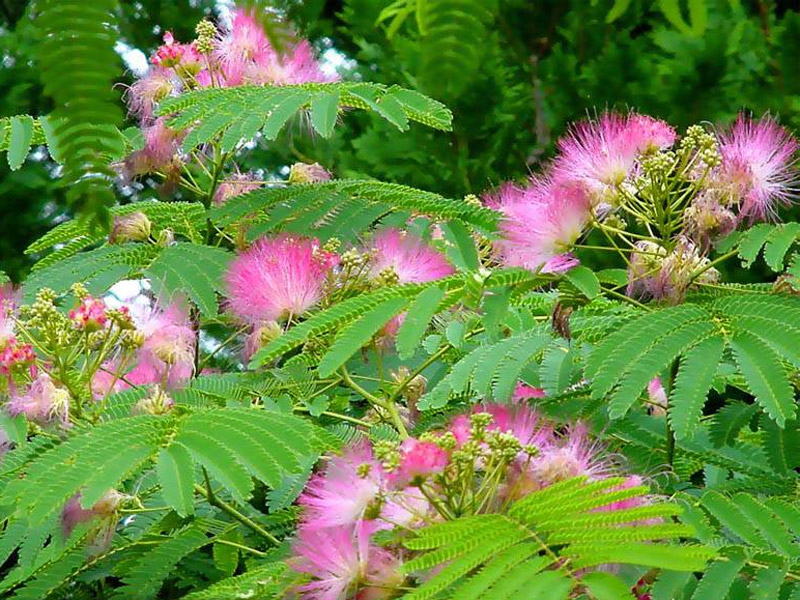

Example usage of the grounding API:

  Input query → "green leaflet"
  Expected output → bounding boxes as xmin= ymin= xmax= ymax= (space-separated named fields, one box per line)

xmin=586 ymin=304 xmax=708 ymax=398
xmin=396 ymin=285 xmax=446 ymax=359
xmin=607 ymin=320 xmax=716 ymax=418
xmin=690 ymin=548 xmax=747 ymax=600
xmin=564 ymin=265 xmax=601 ymax=299
xmin=144 ymin=243 xmax=233 ymax=316
xmin=730 ymin=331 xmax=795 ymax=426
xmin=250 ymin=276 xmax=464 ymax=367
xmin=763 ymin=223 xmax=800 ymax=271
xmin=7 ymin=115 xmax=34 ymax=171
xmin=157 ymin=445 xmax=196 ymax=517
xmin=317 ymin=296 xmax=409 ymax=377
xmin=310 ymin=90 xmax=340 ymax=137
xmin=117 ymin=520 xmax=233 ymax=600
xmin=670 ymin=335 xmax=726 ymax=440
xmin=209 ymin=179 xmax=498 ymax=231
xmin=156 ymin=83 xmax=453 ymax=153
xmin=178 ymin=563 xmax=292 ymax=600
xmin=34 ymin=0 xmax=123 ymax=224
xmin=402 ymin=477 xmax=713 ymax=600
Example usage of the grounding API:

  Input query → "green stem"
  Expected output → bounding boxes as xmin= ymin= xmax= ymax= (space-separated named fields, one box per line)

xmin=194 ymin=479 xmax=279 ymax=546
xmin=341 ymin=367 xmax=409 ymax=438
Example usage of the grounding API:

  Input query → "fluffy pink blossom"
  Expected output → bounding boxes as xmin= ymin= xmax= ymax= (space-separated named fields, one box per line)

xmin=126 ymin=69 xmax=174 ymax=122
xmin=215 ymin=10 xmax=334 ymax=86
xmin=225 ymin=235 xmax=338 ymax=324
xmin=481 ymin=402 xmax=551 ymax=449
xmin=8 ymin=373 xmax=70 ymax=427
xmin=368 ymin=228 xmax=454 ymax=284
xmin=389 ymin=438 xmax=449 ymax=487
xmin=493 ymin=178 xmax=590 ymax=273
xmin=126 ymin=302 xmax=195 ymax=389
xmin=529 ymin=423 xmax=611 ymax=485
xmin=69 ymin=296 xmax=108 ymax=331
xmin=293 ymin=521 xmax=400 ymax=600
xmin=300 ymin=443 xmax=383 ymax=530
xmin=124 ymin=118 xmax=183 ymax=177
xmin=553 ymin=112 xmax=675 ymax=203
xmin=716 ymin=115 xmax=799 ymax=222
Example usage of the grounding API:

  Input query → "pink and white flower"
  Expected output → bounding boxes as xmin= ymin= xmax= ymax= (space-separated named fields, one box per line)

xmin=8 ymin=372 xmax=70 ymax=427
xmin=715 ymin=115 xmax=798 ymax=222
xmin=225 ymin=235 xmax=338 ymax=324
xmin=493 ymin=178 xmax=590 ymax=273
xmin=389 ymin=438 xmax=449 ymax=487
xmin=293 ymin=521 xmax=401 ymax=600
xmin=368 ymin=229 xmax=454 ymax=284
xmin=299 ymin=443 xmax=383 ymax=530
xmin=553 ymin=112 xmax=675 ymax=204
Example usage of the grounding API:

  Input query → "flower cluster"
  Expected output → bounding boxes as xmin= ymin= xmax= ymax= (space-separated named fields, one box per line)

xmin=0 ymin=285 xmax=195 ymax=433
xmin=486 ymin=112 xmax=798 ymax=302
xmin=123 ymin=9 xmax=334 ymax=180
xmin=224 ymin=229 xmax=454 ymax=358
xmin=290 ymin=401 xmax=647 ymax=599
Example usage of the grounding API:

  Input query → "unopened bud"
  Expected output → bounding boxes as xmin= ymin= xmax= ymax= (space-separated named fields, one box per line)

xmin=288 ymin=162 xmax=332 ymax=184
xmin=133 ymin=385 xmax=174 ymax=415
xmin=110 ymin=212 xmax=152 ymax=244
xmin=157 ymin=228 xmax=175 ymax=247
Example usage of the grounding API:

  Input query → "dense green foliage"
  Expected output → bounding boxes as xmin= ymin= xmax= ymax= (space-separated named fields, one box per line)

xmin=0 ymin=2 xmax=799 ymax=600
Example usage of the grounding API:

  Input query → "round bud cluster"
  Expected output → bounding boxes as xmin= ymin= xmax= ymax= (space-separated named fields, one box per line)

xmin=133 ymin=385 xmax=174 ymax=415
xmin=194 ymin=19 xmax=217 ymax=54
xmin=322 ymin=237 xmax=341 ymax=255
xmin=377 ymin=266 xmax=400 ymax=286
xmin=339 ymin=248 xmax=371 ymax=270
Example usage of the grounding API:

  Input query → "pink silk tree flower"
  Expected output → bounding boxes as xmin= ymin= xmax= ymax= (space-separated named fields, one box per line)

xmin=299 ymin=443 xmax=384 ymax=530
xmin=225 ymin=235 xmax=338 ymax=324
xmin=368 ymin=228 xmax=455 ymax=284
xmin=8 ymin=372 xmax=70 ymax=427
xmin=647 ymin=377 xmax=668 ymax=417
xmin=715 ymin=115 xmax=799 ymax=222
xmin=293 ymin=521 xmax=401 ymax=600
xmin=69 ymin=296 xmax=109 ymax=331
xmin=125 ymin=302 xmax=196 ymax=390
xmin=553 ymin=112 xmax=675 ymax=204
xmin=389 ymin=438 xmax=449 ymax=487
xmin=529 ymin=423 xmax=611 ymax=486
xmin=494 ymin=178 xmax=590 ymax=274
xmin=125 ymin=69 xmax=174 ymax=122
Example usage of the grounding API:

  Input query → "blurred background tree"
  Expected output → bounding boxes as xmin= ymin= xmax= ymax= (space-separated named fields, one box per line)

xmin=2 ymin=0 xmax=799 ymax=281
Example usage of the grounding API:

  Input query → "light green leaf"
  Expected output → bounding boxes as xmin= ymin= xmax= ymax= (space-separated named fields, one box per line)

xmin=396 ymin=286 xmax=446 ymax=360
xmin=565 ymin=265 xmax=601 ymax=299
xmin=730 ymin=331 xmax=795 ymax=426
xmin=8 ymin=115 xmax=34 ymax=170
xmin=670 ymin=335 xmax=725 ymax=440
xmin=318 ymin=296 xmax=409 ymax=377
xmin=606 ymin=0 xmax=633 ymax=22
xmin=157 ymin=445 xmax=196 ymax=517
xmin=582 ymin=572 xmax=636 ymax=600
xmin=310 ymin=91 xmax=340 ymax=137
xmin=144 ymin=243 xmax=232 ymax=316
